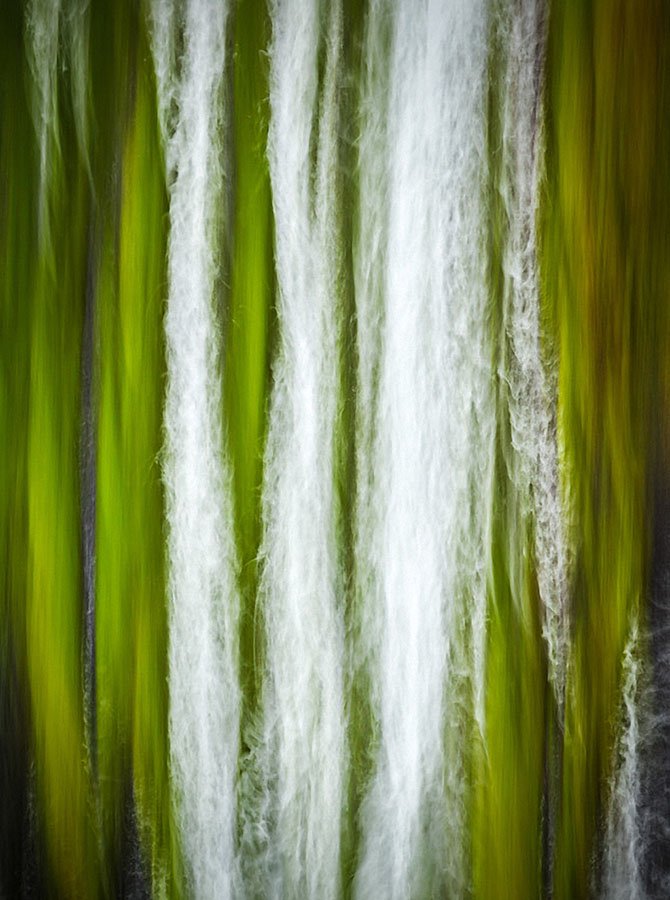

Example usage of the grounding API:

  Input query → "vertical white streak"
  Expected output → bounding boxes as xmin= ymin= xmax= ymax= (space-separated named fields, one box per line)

xmin=355 ymin=0 xmax=491 ymax=896
xmin=499 ymin=0 xmax=570 ymax=705
xmin=26 ymin=0 xmax=89 ymax=227
xmin=25 ymin=0 xmax=62 ymax=244
xmin=62 ymin=0 xmax=90 ymax=172
xmin=603 ymin=618 xmax=645 ymax=900
xmin=151 ymin=2 xmax=240 ymax=897
xmin=150 ymin=0 xmax=180 ymax=153
xmin=257 ymin=0 xmax=346 ymax=896
xmin=352 ymin=0 xmax=391 ymax=723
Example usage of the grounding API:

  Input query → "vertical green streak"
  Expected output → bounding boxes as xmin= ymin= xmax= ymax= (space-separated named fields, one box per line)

xmin=91 ymin=3 xmax=138 ymax=887
xmin=94 ymin=2 xmax=178 ymax=893
xmin=542 ymin=1 xmax=670 ymax=894
xmin=475 ymin=439 xmax=547 ymax=900
xmin=25 ymin=21 xmax=97 ymax=894
xmin=125 ymin=52 xmax=181 ymax=890
xmin=333 ymin=0 xmax=365 ymax=892
xmin=472 ymin=19 xmax=546 ymax=896
xmin=225 ymin=0 xmax=275 ymax=718
xmin=126 ymin=36 xmax=181 ymax=898
xmin=0 ymin=2 xmax=39 ymax=891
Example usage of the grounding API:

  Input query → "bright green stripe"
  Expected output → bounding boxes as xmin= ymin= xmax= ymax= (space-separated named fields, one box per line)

xmin=474 ymin=451 xmax=547 ymax=900
xmin=124 ymin=34 xmax=182 ymax=897
xmin=93 ymin=4 xmax=137 ymax=879
xmin=94 ymin=5 xmax=179 ymax=893
xmin=225 ymin=0 xmax=275 ymax=718
xmin=24 ymin=30 xmax=97 ymax=894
